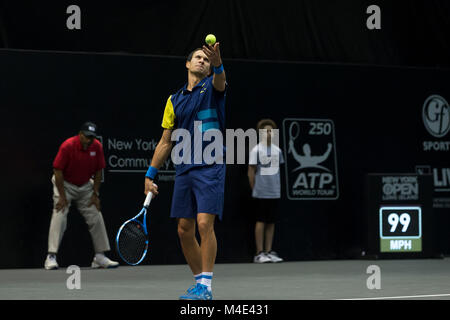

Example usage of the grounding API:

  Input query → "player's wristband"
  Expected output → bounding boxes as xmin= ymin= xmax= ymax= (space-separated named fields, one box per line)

xmin=145 ymin=166 xmax=158 ymax=180
xmin=213 ymin=64 xmax=224 ymax=74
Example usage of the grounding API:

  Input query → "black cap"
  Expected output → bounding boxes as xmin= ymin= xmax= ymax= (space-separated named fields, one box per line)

xmin=80 ymin=122 xmax=98 ymax=137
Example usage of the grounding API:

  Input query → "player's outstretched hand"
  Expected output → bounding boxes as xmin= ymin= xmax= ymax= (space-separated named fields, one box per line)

xmin=145 ymin=178 xmax=159 ymax=198
xmin=203 ymin=42 xmax=222 ymax=67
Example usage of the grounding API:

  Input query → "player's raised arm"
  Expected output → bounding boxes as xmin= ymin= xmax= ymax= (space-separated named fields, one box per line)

xmin=203 ymin=42 xmax=226 ymax=92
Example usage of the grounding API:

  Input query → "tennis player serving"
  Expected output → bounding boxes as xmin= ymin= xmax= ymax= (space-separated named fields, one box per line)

xmin=144 ymin=41 xmax=227 ymax=300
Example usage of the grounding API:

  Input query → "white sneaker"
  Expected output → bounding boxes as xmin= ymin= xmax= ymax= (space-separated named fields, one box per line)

xmin=266 ymin=251 xmax=284 ymax=263
xmin=44 ymin=254 xmax=59 ymax=270
xmin=253 ymin=252 xmax=271 ymax=263
xmin=91 ymin=254 xmax=119 ymax=269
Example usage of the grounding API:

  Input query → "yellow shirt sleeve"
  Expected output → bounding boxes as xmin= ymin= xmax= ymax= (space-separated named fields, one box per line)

xmin=161 ymin=95 xmax=176 ymax=129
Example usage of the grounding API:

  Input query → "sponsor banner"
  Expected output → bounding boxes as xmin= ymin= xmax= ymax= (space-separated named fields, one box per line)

xmin=422 ymin=94 xmax=450 ymax=151
xmin=102 ymin=136 xmax=176 ymax=181
xmin=282 ymin=118 xmax=339 ymax=200
xmin=381 ymin=175 xmax=419 ymax=201
xmin=418 ymin=94 xmax=450 ymax=209
xmin=415 ymin=165 xmax=450 ymax=209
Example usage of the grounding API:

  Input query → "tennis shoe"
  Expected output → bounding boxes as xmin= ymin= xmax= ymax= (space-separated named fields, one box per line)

xmin=44 ymin=254 xmax=58 ymax=270
xmin=253 ymin=251 xmax=271 ymax=263
xmin=266 ymin=251 xmax=284 ymax=263
xmin=186 ymin=284 xmax=197 ymax=294
xmin=179 ymin=283 xmax=213 ymax=300
xmin=179 ymin=283 xmax=200 ymax=300
xmin=91 ymin=255 xmax=119 ymax=269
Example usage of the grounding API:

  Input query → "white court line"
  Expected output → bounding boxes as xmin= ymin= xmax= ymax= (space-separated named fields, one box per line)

xmin=339 ymin=293 xmax=450 ymax=300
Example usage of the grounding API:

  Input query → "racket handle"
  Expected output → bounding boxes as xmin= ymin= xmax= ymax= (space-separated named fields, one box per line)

xmin=144 ymin=192 xmax=153 ymax=208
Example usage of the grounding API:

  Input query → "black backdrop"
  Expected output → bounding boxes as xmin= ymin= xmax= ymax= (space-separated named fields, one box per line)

xmin=1 ymin=49 xmax=449 ymax=268
xmin=0 ymin=0 xmax=449 ymax=68
xmin=1 ymin=0 xmax=449 ymax=269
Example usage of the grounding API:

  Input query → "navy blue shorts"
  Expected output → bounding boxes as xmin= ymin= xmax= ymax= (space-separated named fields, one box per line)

xmin=170 ymin=164 xmax=225 ymax=220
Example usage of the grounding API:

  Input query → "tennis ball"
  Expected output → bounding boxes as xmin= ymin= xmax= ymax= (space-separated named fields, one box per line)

xmin=205 ymin=34 xmax=216 ymax=46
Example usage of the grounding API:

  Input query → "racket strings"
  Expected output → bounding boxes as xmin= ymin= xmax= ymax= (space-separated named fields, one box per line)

xmin=117 ymin=221 xmax=147 ymax=264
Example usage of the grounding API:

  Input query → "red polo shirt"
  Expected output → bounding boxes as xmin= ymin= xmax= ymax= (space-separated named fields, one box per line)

xmin=53 ymin=135 xmax=106 ymax=186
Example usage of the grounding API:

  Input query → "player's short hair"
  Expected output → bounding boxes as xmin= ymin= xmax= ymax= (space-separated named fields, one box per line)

xmin=187 ymin=48 xmax=205 ymax=62
xmin=257 ymin=119 xmax=277 ymax=130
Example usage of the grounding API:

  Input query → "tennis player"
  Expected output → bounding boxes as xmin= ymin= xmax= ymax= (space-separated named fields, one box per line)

xmin=144 ymin=43 xmax=227 ymax=300
xmin=44 ymin=122 xmax=119 ymax=270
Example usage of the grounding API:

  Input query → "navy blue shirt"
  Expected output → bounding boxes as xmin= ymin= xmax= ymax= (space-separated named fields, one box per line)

xmin=161 ymin=75 xmax=227 ymax=175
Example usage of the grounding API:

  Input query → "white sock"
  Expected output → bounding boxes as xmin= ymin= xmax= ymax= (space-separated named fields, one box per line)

xmin=194 ymin=273 xmax=202 ymax=284
xmin=95 ymin=253 xmax=105 ymax=260
xmin=200 ymin=272 xmax=213 ymax=291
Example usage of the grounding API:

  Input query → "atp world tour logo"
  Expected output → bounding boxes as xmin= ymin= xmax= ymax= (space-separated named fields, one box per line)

xmin=282 ymin=118 xmax=339 ymax=200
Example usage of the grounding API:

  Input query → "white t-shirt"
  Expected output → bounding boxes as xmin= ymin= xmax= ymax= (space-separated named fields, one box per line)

xmin=249 ymin=143 xmax=284 ymax=199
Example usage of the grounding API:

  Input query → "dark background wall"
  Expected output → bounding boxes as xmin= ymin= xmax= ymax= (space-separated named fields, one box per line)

xmin=0 ymin=50 xmax=449 ymax=268
xmin=0 ymin=1 xmax=449 ymax=268
xmin=0 ymin=0 xmax=449 ymax=68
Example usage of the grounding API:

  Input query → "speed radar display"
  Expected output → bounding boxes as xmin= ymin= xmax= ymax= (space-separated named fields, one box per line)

xmin=379 ymin=206 xmax=422 ymax=252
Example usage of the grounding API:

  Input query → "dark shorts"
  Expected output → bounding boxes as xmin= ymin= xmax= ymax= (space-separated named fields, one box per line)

xmin=170 ymin=164 xmax=225 ymax=220
xmin=254 ymin=198 xmax=280 ymax=223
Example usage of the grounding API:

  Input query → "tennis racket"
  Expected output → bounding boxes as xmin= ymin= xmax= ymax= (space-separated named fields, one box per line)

xmin=116 ymin=191 xmax=153 ymax=265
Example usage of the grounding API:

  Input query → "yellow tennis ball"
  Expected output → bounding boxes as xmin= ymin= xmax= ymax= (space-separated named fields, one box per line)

xmin=205 ymin=34 xmax=216 ymax=46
